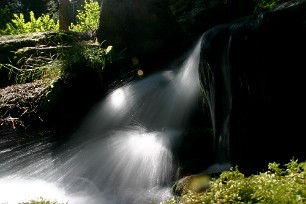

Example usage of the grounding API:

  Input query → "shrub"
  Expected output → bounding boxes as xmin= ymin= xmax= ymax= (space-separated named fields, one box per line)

xmin=59 ymin=41 xmax=112 ymax=81
xmin=163 ymin=159 xmax=306 ymax=204
xmin=19 ymin=197 xmax=68 ymax=204
xmin=254 ymin=0 xmax=290 ymax=14
xmin=69 ymin=0 xmax=100 ymax=33
xmin=0 ymin=32 xmax=111 ymax=86
xmin=2 ymin=11 xmax=59 ymax=35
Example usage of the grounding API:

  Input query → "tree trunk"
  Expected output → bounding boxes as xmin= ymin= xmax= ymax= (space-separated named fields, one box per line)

xmin=59 ymin=0 xmax=70 ymax=31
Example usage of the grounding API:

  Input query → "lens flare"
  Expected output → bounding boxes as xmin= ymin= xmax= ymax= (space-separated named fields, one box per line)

xmin=110 ymin=88 xmax=126 ymax=109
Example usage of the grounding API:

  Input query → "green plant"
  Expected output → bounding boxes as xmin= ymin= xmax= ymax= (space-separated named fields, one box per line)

xmin=0 ymin=46 xmax=62 ymax=84
xmin=2 ymin=11 xmax=59 ymax=35
xmin=69 ymin=0 xmax=100 ymax=33
xmin=60 ymin=41 xmax=112 ymax=76
xmin=163 ymin=159 xmax=306 ymax=204
xmin=2 ymin=59 xmax=62 ymax=85
xmin=0 ymin=30 xmax=111 ymax=86
xmin=254 ymin=0 xmax=290 ymax=14
xmin=19 ymin=197 xmax=68 ymax=204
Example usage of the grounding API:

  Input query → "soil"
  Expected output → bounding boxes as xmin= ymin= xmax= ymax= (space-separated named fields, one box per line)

xmin=0 ymin=79 xmax=51 ymax=129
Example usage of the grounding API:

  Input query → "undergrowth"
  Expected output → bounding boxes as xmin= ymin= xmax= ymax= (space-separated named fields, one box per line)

xmin=0 ymin=32 xmax=112 ymax=86
xmin=19 ymin=197 xmax=68 ymax=204
xmin=163 ymin=158 xmax=306 ymax=204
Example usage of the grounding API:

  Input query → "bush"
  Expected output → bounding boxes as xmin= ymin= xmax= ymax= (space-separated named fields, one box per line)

xmin=254 ymin=0 xmax=290 ymax=14
xmin=69 ymin=0 xmax=100 ymax=33
xmin=19 ymin=197 xmax=68 ymax=204
xmin=59 ymin=41 xmax=112 ymax=78
xmin=0 ymin=31 xmax=111 ymax=86
xmin=2 ymin=11 xmax=59 ymax=35
xmin=163 ymin=159 xmax=306 ymax=204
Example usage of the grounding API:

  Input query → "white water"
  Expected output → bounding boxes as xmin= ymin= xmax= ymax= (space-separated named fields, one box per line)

xmin=0 ymin=37 xmax=202 ymax=204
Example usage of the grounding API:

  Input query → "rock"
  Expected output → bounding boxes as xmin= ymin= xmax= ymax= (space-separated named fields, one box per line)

xmin=97 ymin=0 xmax=187 ymax=71
xmin=175 ymin=128 xmax=215 ymax=175
xmin=96 ymin=0 xmax=254 ymax=72
xmin=0 ymin=31 xmax=104 ymax=130
xmin=199 ymin=0 xmax=306 ymax=174
xmin=173 ymin=173 xmax=211 ymax=196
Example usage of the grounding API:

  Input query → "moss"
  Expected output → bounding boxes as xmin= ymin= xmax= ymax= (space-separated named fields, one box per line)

xmin=38 ymin=78 xmax=63 ymax=119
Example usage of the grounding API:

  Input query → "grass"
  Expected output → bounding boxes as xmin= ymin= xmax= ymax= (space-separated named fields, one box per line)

xmin=0 ymin=31 xmax=109 ymax=86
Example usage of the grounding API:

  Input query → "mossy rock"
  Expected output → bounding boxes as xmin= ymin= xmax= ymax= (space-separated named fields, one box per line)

xmin=39 ymin=78 xmax=63 ymax=119
xmin=172 ymin=173 xmax=211 ymax=197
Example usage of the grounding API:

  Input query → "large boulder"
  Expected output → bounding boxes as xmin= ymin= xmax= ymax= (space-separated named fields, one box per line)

xmin=199 ymin=0 xmax=306 ymax=174
xmin=168 ymin=0 xmax=254 ymax=36
xmin=97 ymin=0 xmax=187 ymax=72
xmin=97 ymin=0 xmax=254 ymax=73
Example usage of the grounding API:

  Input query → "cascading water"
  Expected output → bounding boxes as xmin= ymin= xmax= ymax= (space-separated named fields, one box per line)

xmin=0 ymin=37 xmax=203 ymax=204
xmin=200 ymin=29 xmax=232 ymax=164
xmin=217 ymin=35 xmax=232 ymax=164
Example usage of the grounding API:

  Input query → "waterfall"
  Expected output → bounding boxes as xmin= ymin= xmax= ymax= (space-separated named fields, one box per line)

xmin=217 ymin=35 xmax=232 ymax=163
xmin=200 ymin=28 xmax=232 ymax=164
xmin=0 ymin=36 xmax=203 ymax=204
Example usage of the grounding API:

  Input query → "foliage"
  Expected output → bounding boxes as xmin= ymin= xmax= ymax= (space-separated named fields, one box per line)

xmin=69 ymin=0 xmax=100 ymax=33
xmin=4 ymin=58 xmax=62 ymax=85
xmin=0 ymin=0 xmax=23 ymax=31
xmin=0 ymin=0 xmax=59 ymax=21
xmin=60 ymin=41 xmax=112 ymax=80
xmin=0 ymin=33 xmax=63 ymax=85
xmin=19 ymin=197 xmax=68 ymax=204
xmin=2 ymin=11 xmax=59 ymax=35
xmin=254 ymin=0 xmax=290 ymax=14
xmin=46 ymin=0 xmax=59 ymax=20
xmin=163 ymin=159 xmax=306 ymax=204
xmin=0 ymin=31 xmax=111 ymax=86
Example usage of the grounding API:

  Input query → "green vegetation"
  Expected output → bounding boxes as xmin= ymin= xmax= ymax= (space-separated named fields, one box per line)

xmin=0 ymin=0 xmax=100 ymax=35
xmin=0 ymin=0 xmax=107 ymax=123
xmin=0 ymin=0 xmax=58 ymax=31
xmin=69 ymin=0 xmax=100 ymax=33
xmin=254 ymin=0 xmax=290 ymax=14
xmin=19 ymin=197 xmax=67 ymax=204
xmin=60 ymin=41 xmax=111 ymax=73
xmin=163 ymin=159 xmax=306 ymax=204
xmin=0 ymin=31 xmax=111 ymax=86
xmin=2 ymin=11 xmax=59 ymax=35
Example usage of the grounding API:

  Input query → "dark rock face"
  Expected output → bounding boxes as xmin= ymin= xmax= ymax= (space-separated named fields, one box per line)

xmin=97 ymin=0 xmax=187 ymax=71
xmin=97 ymin=0 xmax=254 ymax=72
xmin=199 ymin=0 xmax=306 ymax=174
xmin=168 ymin=0 xmax=225 ymax=36
xmin=168 ymin=0 xmax=254 ymax=37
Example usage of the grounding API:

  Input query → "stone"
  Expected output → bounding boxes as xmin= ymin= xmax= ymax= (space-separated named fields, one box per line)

xmin=199 ymin=0 xmax=306 ymax=174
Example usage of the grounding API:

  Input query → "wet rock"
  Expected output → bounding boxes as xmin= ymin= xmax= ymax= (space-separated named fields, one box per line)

xmin=199 ymin=0 xmax=306 ymax=174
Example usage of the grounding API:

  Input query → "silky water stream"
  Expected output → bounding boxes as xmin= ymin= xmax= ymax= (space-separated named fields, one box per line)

xmin=0 ymin=37 xmax=202 ymax=204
